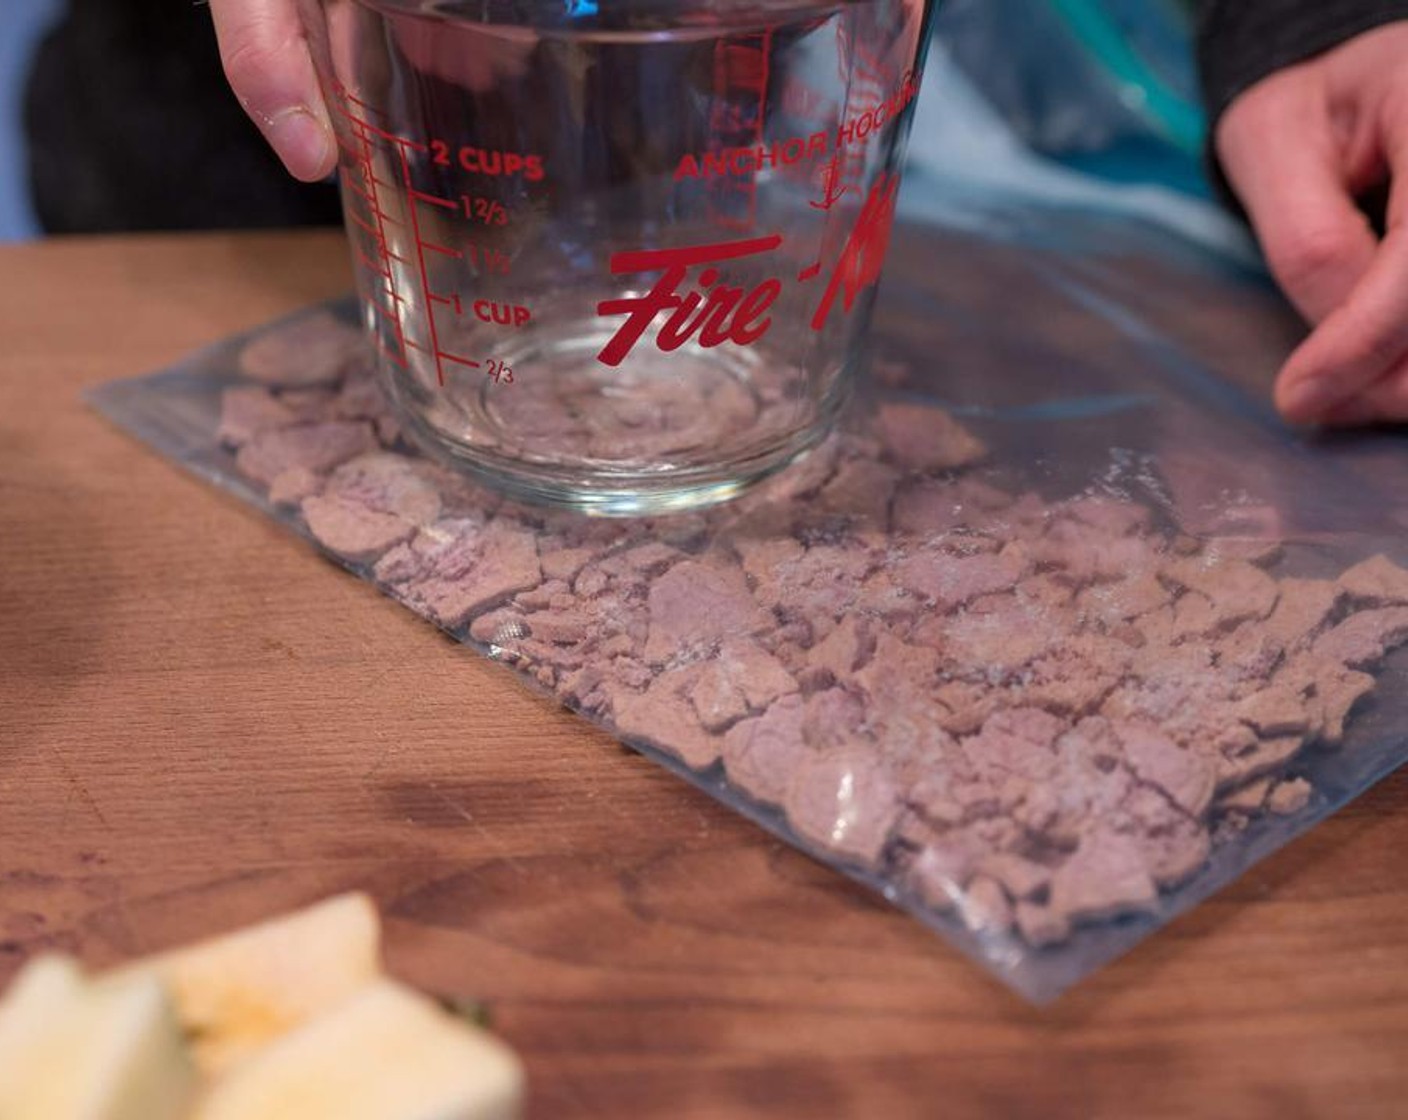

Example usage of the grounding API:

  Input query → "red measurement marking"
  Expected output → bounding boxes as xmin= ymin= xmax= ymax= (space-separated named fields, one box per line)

xmin=398 ymin=144 xmax=450 ymax=386
xmin=331 ymin=92 xmax=411 ymax=370
xmin=427 ymin=141 xmax=545 ymax=180
xmin=411 ymin=189 xmax=459 ymax=211
xmin=355 ymin=246 xmax=391 ymax=278
xmin=347 ymin=180 xmax=376 ymax=204
xmin=389 ymin=305 xmax=408 ymax=344
xmin=484 ymin=359 xmax=514 ymax=385
xmin=368 ymin=278 xmax=404 ymax=323
xmin=331 ymin=100 xmax=373 ymax=137
xmin=332 ymin=100 xmax=427 ymax=152
xmin=374 ymin=334 xmax=408 ymax=370
xmin=438 ymin=351 xmax=481 ymax=369
xmin=339 ymin=87 xmax=378 ymax=112
xmin=346 ymin=210 xmax=382 ymax=241
xmin=459 ymin=244 xmax=513 ymax=275
xmin=334 ymin=85 xmax=551 ymax=379
xmin=470 ymin=300 xmax=531 ymax=327
xmin=797 ymin=262 xmax=822 ymax=282
xmin=345 ymin=125 xmax=423 ymax=160
xmin=461 ymin=196 xmax=510 ymax=226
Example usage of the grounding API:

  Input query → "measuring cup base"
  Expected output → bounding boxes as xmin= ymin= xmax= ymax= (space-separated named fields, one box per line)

xmin=399 ymin=404 xmax=838 ymax=517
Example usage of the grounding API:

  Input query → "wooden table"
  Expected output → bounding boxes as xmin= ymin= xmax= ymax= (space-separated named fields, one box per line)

xmin=2 ymin=231 xmax=1407 ymax=1118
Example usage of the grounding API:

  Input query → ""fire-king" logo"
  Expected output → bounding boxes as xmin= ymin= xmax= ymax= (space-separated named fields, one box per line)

xmin=594 ymin=173 xmax=900 ymax=368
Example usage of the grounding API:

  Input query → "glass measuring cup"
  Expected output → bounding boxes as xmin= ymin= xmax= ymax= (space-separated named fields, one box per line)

xmin=298 ymin=0 xmax=937 ymax=514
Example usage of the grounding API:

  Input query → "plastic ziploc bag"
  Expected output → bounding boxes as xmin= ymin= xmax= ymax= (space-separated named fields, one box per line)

xmin=934 ymin=0 xmax=1204 ymax=166
xmin=90 ymin=195 xmax=1408 ymax=1002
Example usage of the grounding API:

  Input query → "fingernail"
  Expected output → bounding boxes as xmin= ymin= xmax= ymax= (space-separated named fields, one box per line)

xmin=267 ymin=107 xmax=333 ymax=181
xmin=1279 ymin=376 xmax=1344 ymax=422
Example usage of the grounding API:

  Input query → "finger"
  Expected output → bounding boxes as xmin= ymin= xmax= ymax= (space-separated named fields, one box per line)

xmin=210 ymin=0 xmax=334 ymax=182
xmin=1275 ymin=225 xmax=1408 ymax=422
xmin=1387 ymin=95 xmax=1408 ymax=233
xmin=1218 ymin=77 xmax=1379 ymax=324
xmin=1317 ymin=357 xmax=1408 ymax=426
xmin=1277 ymin=92 xmax=1408 ymax=424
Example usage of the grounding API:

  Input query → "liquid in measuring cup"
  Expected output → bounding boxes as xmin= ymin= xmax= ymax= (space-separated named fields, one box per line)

xmin=308 ymin=0 xmax=935 ymax=513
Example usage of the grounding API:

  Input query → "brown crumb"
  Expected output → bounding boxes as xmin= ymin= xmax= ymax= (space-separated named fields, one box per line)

xmin=1267 ymin=778 xmax=1313 ymax=816
xmin=874 ymin=402 xmax=988 ymax=473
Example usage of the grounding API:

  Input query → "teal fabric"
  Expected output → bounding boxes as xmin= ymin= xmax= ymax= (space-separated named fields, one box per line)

xmin=933 ymin=0 xmax=1208 ymax=198
xmin=1048 ymin=0 xmax=1204 ymax=156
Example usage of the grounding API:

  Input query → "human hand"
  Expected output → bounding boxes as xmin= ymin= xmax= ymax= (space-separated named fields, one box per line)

xmin=210 ymin=0 xmax=337 ymax=183
xmin=1216 ymin=21 xmax=1408 ymax=426
xmin=209 ymin=0 xmax=533 ymax=181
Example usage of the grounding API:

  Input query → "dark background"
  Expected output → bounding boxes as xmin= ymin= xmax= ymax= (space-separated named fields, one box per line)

xmin=22 ymin=0 xmax=340 ymax=235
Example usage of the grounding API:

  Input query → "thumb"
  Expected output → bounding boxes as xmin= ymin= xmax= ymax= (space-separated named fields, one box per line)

xmin=210 ymin=0 xmax=335 ymax=182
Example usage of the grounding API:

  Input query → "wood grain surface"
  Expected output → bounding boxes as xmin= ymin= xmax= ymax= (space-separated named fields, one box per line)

xmin=1 ymin=231 xmax=1406 ymax=1119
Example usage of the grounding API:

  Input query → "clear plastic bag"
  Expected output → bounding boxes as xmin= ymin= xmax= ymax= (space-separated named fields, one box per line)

xmin=91 ymin=195 xmax=1408 ymax=1002
xmin=934 ymin=0 xmax=1204 ymax=166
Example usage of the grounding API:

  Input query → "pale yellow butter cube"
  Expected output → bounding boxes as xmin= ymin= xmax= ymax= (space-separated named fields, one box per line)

xmin=196 ymin=979 xmax=524 ymax=1120
xmin=127 ymin=892 xmax=381 ymax=1077
xmin=0 ymin=966 xmax=193 ymax=1120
